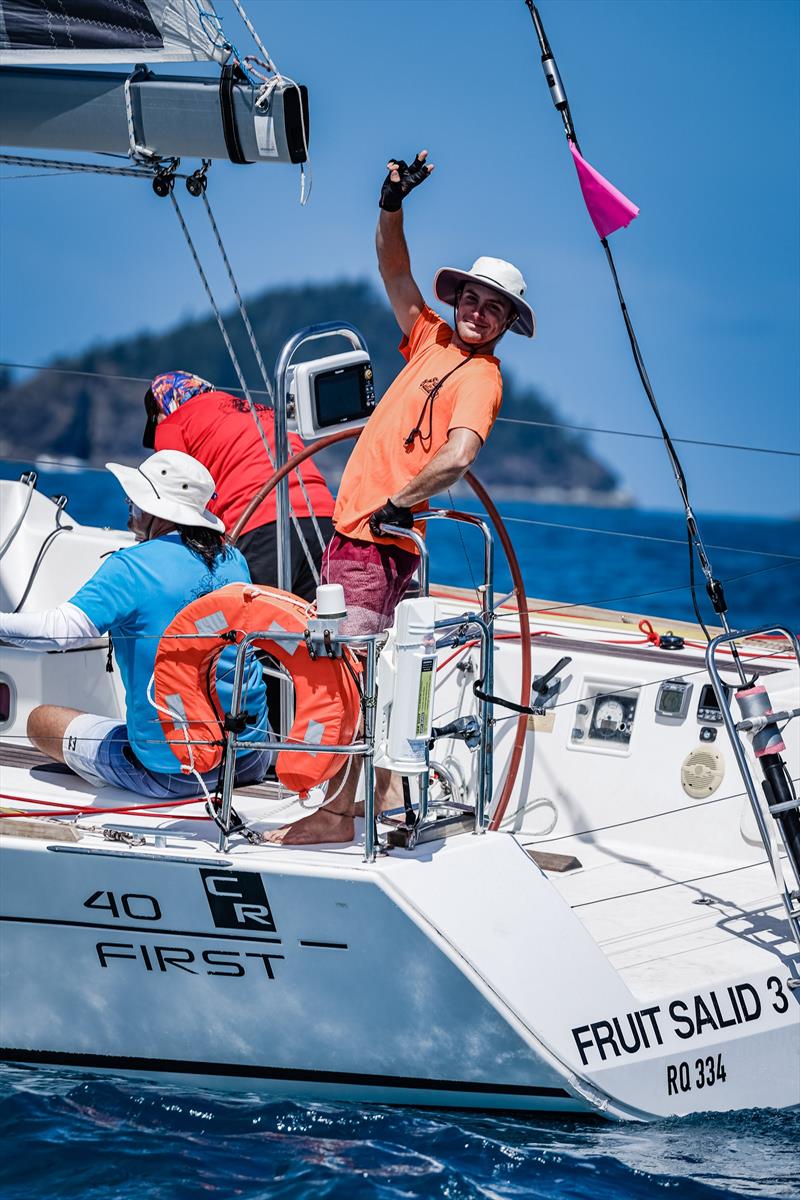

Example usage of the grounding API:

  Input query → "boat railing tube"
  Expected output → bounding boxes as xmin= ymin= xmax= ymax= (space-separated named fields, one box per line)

xmin=432 ymin=613 xmax=493 ymax=833
xmin=216 ymin=626 xmax=384 ymax=860
xmin=382 ymin=511 xmax=495 ymax=830
xmin=707 ymin=625 xmax=800 ymax=953
xmin=273 ymin=324 xmax=370 ymax=594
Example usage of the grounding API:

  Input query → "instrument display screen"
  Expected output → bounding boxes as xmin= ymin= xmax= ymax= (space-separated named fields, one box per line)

xmin=655 ymin=679 xmax=692 ymax=721
xmin=314 ymin=364 xmax=369 ymax=428
xmin=697 ymin=682 xmax=730 ymax=723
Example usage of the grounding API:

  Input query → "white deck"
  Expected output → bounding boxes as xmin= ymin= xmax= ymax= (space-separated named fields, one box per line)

xmin=522 ymin=833 xmax=792 ymax=1000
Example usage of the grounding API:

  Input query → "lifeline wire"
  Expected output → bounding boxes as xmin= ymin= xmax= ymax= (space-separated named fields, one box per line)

xmin=1 ymin=512 xmax=796 ymax=650
xmin=3 ymin=358 xmax=797 ymax=461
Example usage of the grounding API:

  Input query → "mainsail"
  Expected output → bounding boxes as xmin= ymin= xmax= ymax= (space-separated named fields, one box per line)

xmin=0 ymin=0 xmax=225 ymax=65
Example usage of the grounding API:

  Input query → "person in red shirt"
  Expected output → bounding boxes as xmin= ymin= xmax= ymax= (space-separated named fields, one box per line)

xmin=143 ymin=373 xmax=335 ymax=600
xmin=263 ymin=150 xmax=536 ymax=846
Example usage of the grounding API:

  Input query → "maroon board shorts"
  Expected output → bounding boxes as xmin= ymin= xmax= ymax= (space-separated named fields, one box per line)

xmin=321 ymin=532 xmax=418 ymax=635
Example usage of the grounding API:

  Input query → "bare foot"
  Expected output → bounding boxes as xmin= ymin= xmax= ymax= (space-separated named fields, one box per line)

xmin=260 ymin=806 xmax=355 ymax=846
xmin=354 ymin=801 xmax=403 ymax=821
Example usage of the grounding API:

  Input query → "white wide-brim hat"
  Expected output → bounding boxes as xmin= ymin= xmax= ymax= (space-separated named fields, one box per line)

xmin=434 ymin=256 xmax=536 ymax=338
xmin=106 ymin=450 xmax=225 ymax=532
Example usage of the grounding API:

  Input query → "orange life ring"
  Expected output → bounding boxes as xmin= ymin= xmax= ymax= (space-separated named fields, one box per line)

xmin=153 ymin=582 xmax=361 ymax=796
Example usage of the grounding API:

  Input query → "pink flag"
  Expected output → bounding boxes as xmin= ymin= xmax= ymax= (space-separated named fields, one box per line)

xmin=569 ymin=141 xmax=639 ymax=239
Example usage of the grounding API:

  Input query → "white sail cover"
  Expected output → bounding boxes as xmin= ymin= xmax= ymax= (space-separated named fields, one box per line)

xmin=0 ymin=0 xmax=228 ymax=64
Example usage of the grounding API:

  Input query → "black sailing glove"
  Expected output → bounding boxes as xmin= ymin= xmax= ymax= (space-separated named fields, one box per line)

xmin=378 ymin=151 xmax=434 ymax=212
xmin=369 ymin=499 xmax=415 ymax=538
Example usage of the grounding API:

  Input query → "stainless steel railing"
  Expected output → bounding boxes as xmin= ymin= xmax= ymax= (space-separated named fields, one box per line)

xmin=216 ymin=626 xmax=383 ymax=860
xmin=707 ymin=625 xmax=800 ymax=955
xmin=380 ymin=508 xmax=495 ymax=835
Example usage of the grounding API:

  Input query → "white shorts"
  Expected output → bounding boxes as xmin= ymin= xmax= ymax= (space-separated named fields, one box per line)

xmin=61 ymin=712 xmax=270 ymax=799
xmin=62 ymin=712 xmax=120 ymax=787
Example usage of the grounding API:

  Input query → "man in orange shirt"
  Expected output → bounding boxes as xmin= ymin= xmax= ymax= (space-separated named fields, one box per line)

xmin=264 ymin=150 xmax=535 ymax=845
xmin=324 ymin=150 xmax=535 ymax=636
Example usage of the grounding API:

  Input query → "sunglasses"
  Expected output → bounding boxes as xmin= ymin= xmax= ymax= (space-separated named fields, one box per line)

xmin=126 ymin=498 xmax=145 ymax=522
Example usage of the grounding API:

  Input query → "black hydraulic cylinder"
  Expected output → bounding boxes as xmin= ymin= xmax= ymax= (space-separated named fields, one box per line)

xmin=762 ymin=758 xmax=800 ymax=882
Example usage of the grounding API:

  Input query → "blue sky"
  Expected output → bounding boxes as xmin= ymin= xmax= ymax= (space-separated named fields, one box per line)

xmin=1 ymin=0 xmax=798 ymax=516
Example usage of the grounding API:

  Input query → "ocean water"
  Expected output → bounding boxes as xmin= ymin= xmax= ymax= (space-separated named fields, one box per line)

xmin=1 ymin=459 xmax=799 ymax=1198
xmin=0 ymin=1066 xmax=798 ymax=1200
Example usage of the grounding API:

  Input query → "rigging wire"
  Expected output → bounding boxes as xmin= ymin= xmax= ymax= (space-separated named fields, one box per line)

xmin=493 ymin=555 xmax=800 ymax=619
xmin=570 ymin=857 xmax=771 ymax=909
xmin=488 ymin=514 xmax=800 ymax=563
xmin=495 ymin=415 xmax=800 ymax=460
xmin=522 ymin=2 xmax=762 ymax=689
xmin=1 ymin=359 xmax=796 ymax=461
xmin=447 ymin=488 xmax=483 ymax=607
xmin=488 ymin=640 xmax=798 ymax=730
xmin=167 ymin=188 xmax=321 ymax=582
xmin=4 ymin=551 xmax=795 ymax=653
xmin=1 ymin=447 xmax=797 ymax=565
xmin=0 ymin=362 xmax=269 ymax=394
xmin=0 ymin=154 xmax=191 ymax=180
xmin=198 ymin=189 xmax=326 ymax=556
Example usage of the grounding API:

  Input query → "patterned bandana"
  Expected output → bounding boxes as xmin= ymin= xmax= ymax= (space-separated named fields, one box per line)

xmin=149 ymin=371 xmax=214 ymax=417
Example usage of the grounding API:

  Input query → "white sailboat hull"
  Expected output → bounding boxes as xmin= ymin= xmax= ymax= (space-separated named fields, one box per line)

xmin=1 ymin=484 xmax=798 ymax=1119
xmin=2 ymin=816 xmax=798 ymax=1118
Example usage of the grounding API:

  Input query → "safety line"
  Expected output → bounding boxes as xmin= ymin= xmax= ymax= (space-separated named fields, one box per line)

xmin=521 ymin=778 xmax=800 ymax=847
xmin=496 ymin=415 xmax=800 ymax=460
xmin=491 ymin=556 xmax=800 ymax=619
xmin=497 ymin=514 xmax=800 ymax=561
xmin=2 ymin=358 xmax=796 ymax=460
xmin=1 ymin=558 xmax=794 ymax=652
xmin=570 ymin=857 xmax=770 ymax=909
xmin=1 ymin=449 xmax=794 ymax=564
xmin=488 ymin=640 xmax=798 ymax=727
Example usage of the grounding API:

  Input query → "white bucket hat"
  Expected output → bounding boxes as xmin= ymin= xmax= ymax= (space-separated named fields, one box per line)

xmin=434 ymin=256 xmax=536 ymax=338
xmin=106 ymin=450 xmax=225 ymax=532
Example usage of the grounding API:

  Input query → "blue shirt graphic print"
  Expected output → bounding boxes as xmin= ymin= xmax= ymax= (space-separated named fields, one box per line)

xmin=70 ymin=533 xmax=268 ymax=774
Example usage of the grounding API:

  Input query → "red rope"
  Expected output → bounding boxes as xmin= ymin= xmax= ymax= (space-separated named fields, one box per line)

xmin=0 ymin=792 xmax=209 ymax=819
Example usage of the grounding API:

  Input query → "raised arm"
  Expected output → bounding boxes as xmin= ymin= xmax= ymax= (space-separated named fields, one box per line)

xmin=376 ymin=151 xmax=434 ymax=338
